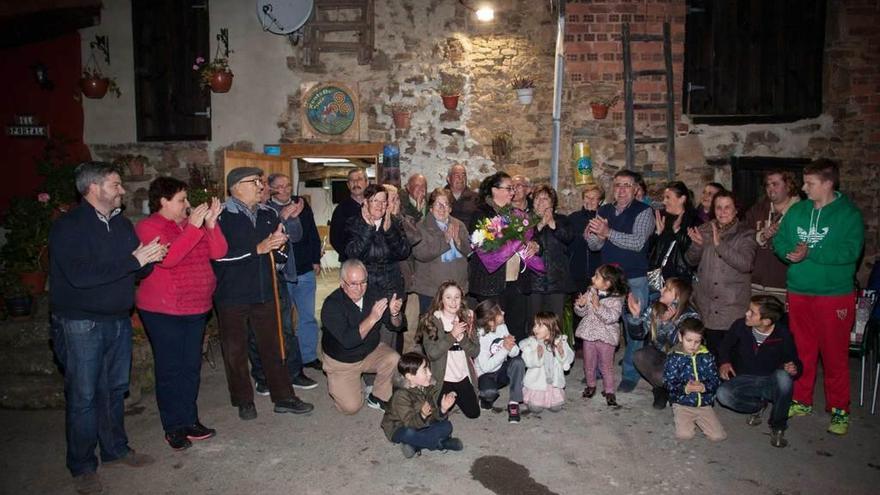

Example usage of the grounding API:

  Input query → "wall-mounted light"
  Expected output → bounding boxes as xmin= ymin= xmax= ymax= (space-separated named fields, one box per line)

xmin=475 ymin=6 xmax=495 ymax=22
xmin=459 ymin=1 xmax=495 ymax=23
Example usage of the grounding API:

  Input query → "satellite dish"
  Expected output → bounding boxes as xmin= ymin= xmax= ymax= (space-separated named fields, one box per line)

xmin=256 ymin=0 xmax=314 ymax=35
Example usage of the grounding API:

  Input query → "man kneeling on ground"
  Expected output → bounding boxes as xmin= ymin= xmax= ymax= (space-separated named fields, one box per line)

xmin=321 ymin=259 xmax=405 ymax=413
xmin=716 ymin=295 xmax=801 ymax=448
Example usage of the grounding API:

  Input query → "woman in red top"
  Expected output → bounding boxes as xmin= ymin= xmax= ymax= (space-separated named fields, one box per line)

xmin=136 ymin=177 xmax=227 ymax=450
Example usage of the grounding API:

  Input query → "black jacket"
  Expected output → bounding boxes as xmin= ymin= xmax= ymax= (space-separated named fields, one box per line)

xmin=345 ymin=214 xmax=411 ymax=296
xmin=531 ymin=214 xmax=576 ymax=294
xmin=285 ymin=196 xmax=322 ymax=275
xmin=567 ymin=207 xmax=602 ymax=292
xmin=718 ymin=317 xmax=803 ymax=379
xmin=648 ymin=208 xmax=701 ymax=282
xmin=212 ymin=201 xmax=288 ymax=306
xmin=49 ymin=203 xmax=151 ymax=320
xmin=320 ymin=286 xmax=406 ymax=363
xmin=448 ymin=187 xmax=480 ymax=229
xmin=329 ymin=197 xmax=362 ymax=262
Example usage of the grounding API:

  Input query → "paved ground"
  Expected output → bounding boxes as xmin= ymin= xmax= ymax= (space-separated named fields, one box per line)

xmin=2 ymin=355 xmax=879 ymax=495
xmin=3 ymin=271 xmax=879 ymax=493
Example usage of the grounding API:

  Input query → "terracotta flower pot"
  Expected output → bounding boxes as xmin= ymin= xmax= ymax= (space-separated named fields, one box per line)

xmin=591 ymin=103 xmax=610 ymax=120
xmin=392 ymin=111 xmax=411 ymax=129
xmin=80 ymin=77 xmax=110 ymax=99
xmin=441 ymin=94 xmax=460 ymax=110
xmin=18 ymin=271 xmax=47 ymax=295
xmin=209 ymin=71 xmax=234 ymax=93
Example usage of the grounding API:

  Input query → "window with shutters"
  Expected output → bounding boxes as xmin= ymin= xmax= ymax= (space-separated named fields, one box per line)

xmin=684 ymin=0 xmax=826 ymax=124
xmin=132 ymin=0 xmax=210 ymax=141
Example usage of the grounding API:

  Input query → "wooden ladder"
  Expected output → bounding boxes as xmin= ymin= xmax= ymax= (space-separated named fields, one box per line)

xmin=622 ymin=22 xmax=676 ymax=180
xmin=303 ymin=0 xmax=374 ymax=69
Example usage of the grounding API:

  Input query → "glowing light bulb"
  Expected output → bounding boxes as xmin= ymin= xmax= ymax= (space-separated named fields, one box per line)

xmin=475 ymin=6 xmax=494 ymax=22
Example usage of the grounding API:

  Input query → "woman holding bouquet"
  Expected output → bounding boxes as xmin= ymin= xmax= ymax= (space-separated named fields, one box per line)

xmin=468 ymin=172 xmax=539 ymax=342
xmin=528 ymin=185 xmax=575 ymax=321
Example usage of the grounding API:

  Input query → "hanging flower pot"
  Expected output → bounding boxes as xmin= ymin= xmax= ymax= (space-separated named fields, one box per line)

xmin=208 ymin=71 xmax=234 ymax=93
xmin=80 ymin=77 xmax=110 ymax=99
xmin=441 ymin=94 xmax=460 ymax=110
xmin=591 ymin=103 xmax=610 ymax=120
xmin=516 ymin=88 xmax=534 ymax=105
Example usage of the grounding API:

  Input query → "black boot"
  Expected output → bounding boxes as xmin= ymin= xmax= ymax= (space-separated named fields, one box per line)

xmin=652 ymin=387 xmax=668 ymax=410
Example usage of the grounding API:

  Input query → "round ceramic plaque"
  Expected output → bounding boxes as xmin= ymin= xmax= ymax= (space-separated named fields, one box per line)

xmin=304 ymin=84 xmax=356 ymax=135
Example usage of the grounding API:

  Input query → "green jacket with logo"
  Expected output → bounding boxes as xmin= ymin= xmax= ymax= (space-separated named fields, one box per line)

xmin=773 ymin=192 xmax=863 ymax=296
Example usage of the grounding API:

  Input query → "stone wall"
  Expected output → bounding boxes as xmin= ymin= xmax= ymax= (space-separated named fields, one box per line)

xmin=279 ymin=0 xmax=558 ymax=190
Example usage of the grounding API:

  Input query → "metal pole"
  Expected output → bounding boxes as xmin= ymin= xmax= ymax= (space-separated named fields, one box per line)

xmin=549 ymin=0 xmax=565 ymax=189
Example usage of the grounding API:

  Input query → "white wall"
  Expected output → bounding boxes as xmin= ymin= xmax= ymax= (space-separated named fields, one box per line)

xmin=81 ymin=0 xmax=294 ymax=153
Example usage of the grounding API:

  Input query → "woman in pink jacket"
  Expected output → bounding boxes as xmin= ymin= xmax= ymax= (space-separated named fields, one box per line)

xmin=136 ymin=177 xmax=227 ymax=451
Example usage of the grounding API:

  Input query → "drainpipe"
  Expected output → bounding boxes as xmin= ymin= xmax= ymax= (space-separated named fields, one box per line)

xmin=549 ymin=0 xmax=566 ymax=189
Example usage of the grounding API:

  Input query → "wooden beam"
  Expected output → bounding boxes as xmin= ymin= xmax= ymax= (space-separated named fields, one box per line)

xmin=276 ymin=142 xmax=384 ymax=158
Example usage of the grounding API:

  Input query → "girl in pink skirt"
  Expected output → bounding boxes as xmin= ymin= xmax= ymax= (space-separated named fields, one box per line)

xmin=520 ymin=312 xmax=574 ymax=412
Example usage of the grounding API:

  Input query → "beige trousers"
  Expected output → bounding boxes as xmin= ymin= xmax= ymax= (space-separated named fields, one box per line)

xmin=672 ymin=403 xmax=727 ymax=442
xmin=323 ymin=343 xmax=399 ymax=415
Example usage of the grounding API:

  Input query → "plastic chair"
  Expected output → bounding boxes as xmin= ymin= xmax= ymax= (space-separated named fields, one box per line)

xmin=850 ymin=291 xmax=877 ymax=408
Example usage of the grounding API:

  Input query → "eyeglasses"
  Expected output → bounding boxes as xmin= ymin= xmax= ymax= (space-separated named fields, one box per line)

xmin=369 ymin=199 xmax=387 ymax=205
xmin=494 ymin=185 xmax=515 ymax=192
xmin=342 ymin=279 xmax=367 ymax=288
xmin=613 ymin=183 xmax=634 ymax=189
xmin=239 ymin=179 xmax=263 ymax=187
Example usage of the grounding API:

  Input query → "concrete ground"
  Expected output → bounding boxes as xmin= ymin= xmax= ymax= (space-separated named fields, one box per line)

xmin=2 ymin=270 xmax=879 ymax=494
xmin=3 ymin=356 xmax=880 ymax=494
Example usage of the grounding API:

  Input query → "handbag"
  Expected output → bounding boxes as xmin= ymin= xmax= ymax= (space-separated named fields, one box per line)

xmin=647 ymin=240 xmax=676 ymax=292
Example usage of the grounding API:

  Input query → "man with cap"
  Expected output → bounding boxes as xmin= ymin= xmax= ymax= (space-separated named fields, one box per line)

xmin=213 ymin=167 xmax=314 ymax=420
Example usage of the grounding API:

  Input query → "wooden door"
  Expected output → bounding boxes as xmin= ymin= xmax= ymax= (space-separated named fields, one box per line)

xmin=223 ymin=150 xmax=292 ymax=197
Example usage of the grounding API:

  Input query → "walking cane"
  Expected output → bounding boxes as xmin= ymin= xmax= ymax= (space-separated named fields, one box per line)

xmin=268 ymin=250 xmax=286 ymax=361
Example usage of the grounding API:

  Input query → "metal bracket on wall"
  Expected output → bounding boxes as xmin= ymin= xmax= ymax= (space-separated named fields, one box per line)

xmin=90 ymin=35 xmax=110 ymax=65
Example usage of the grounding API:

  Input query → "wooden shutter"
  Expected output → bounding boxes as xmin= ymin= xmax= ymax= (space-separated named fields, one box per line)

xmin=132 ymin=0 xmax=210 ymax=140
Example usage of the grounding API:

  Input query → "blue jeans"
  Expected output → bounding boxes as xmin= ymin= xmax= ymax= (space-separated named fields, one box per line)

xmin=477 ymin=356 xmax=525 ymax=403
xmin=248 ymin=284 xmax=303 ymax=384
xmin=288 ymin=270 xmax=320 ymax=363
xmin=52 ymin=316 xmax=133 ymax=477
xmin=391 ymin=419 xmax=453 ymax=450
xmin=716 ymin=370 xmax=794 ymax=430
xmin=622 ymin=276 xmax=648 ymax=384
xmin=139 ymin=310 xmax=206 ymax=433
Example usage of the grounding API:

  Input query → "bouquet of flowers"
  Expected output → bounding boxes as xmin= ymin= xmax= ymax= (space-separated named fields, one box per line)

xmin=470 ymin=207 xmax=545 ymax=274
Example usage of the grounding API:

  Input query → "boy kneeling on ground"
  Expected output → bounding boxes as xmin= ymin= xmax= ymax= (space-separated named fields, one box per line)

xmin=381 ymin=352 xmax=463 ymax=458
xmin=716 ymin=295 xmax=802 ymax=448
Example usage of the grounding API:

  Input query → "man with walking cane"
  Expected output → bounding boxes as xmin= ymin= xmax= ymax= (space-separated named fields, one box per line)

xmin=213 ymin=167 xmax=314 ymax=420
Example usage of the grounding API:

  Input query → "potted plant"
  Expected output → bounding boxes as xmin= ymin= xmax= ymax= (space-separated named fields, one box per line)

xmin=80 ymin=68 xmax=121 ymax=99
xmin=589 ymin=94 xmax=620 ymax=120
xmin=511 ymin=76 xmax=535 ymax=104
xmin=194 ymin=55 xmax=234 ymax=93
xmin=0 ymin=272 xmax=33 ymax=319
xmin=438 ymin=74 xmax=465 ymax=110
xmin=1 ymin=194 xmax=53 ymax=295
xmin=388 ymin=103 xmax=415 ymax=129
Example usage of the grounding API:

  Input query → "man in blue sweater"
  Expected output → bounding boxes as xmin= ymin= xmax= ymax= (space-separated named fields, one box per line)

xmin=50 ymin=162 xmax=168 ymax=494
xmin=716 ymin=295 xmax=802 ymax=448
xmin=586 ymin=169 xmax=655 ymax=394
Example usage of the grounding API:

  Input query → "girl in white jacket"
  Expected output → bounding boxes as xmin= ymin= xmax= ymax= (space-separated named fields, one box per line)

xmin=520 ymin=312 xmax=575 ymax=412
xmin=474 ymin=300 xmax=526 ymax=423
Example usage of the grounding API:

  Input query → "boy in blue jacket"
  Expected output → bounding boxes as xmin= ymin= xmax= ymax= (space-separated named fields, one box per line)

xmin=663 ymin=318 xmax=727 ymax=442
xmin=716 ymin=295 xmax=801 ymax=448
